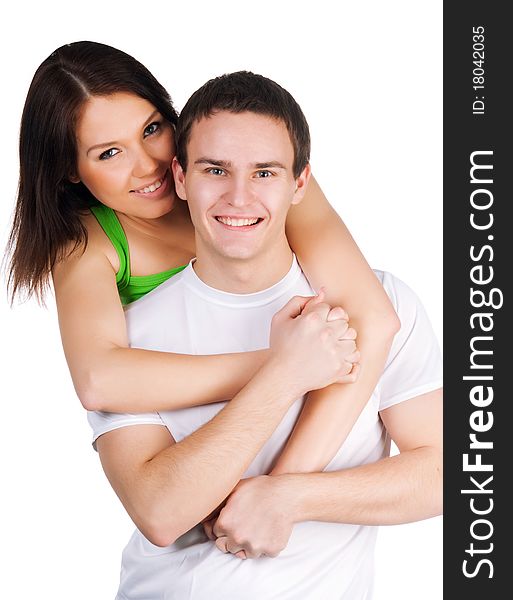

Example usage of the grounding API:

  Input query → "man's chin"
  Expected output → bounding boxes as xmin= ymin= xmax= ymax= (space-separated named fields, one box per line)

xmin=214 ymin=244 xmax=259 ymax=262
xmin=222 ymin=250 xmax=258 ymax=262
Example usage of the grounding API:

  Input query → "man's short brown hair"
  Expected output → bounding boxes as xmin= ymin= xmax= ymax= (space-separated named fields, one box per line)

xmin=176 ymin=71 xmax=310 ymax=178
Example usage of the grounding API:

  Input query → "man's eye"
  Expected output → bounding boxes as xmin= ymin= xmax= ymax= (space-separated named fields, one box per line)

xmin=255 ymin=170 xmax=272 ymax=178
xmin=99 ymin=148 xmax=120 ymax=160
xmin=208 ymin=168 xmax=225 ymax=176
xmin=144 ymin=122 xmax=160 ymax=137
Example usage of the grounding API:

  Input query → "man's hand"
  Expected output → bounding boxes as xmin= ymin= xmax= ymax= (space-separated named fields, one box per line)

xmin=301 ymin=289 xmax=360 ymax=382
xmin=205 ymin=476 xmax=296 ymax=559
xmin=268 ymin=291 xmax=360 ymax=396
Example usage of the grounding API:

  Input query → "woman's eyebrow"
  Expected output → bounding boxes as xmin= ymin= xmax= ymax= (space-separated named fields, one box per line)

xmin=86 ymin=109 xmax=161 ymax=155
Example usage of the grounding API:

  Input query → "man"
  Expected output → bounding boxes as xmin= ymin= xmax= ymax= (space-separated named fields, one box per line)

xmin=89 ymin=72 xmax=442 ymax=599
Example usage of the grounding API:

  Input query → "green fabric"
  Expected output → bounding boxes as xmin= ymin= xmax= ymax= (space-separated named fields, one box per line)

xmin=90 ymin=204 xmax=187 ymax=305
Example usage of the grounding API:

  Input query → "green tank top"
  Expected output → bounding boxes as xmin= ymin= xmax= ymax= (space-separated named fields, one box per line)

xmin=90 ymin=204 xmax=187 ymax=305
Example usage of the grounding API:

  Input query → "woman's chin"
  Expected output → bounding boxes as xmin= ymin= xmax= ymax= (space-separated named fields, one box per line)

xmin=145 ymin=190 xmax=178 ymax=219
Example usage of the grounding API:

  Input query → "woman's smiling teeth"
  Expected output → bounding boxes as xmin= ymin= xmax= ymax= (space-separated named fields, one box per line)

xmin=216 ymin=216 xmax=260 ymax=227
xmin=134 ymin=176 xmax=164 ymax=194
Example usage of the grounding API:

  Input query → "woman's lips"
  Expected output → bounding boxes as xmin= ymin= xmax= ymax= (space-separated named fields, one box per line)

xmin=131 ymin=170 xmax=170 ymax=198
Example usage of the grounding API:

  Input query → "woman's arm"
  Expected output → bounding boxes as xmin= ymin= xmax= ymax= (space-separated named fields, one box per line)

xmin=52 ymin=221 xmax=267 ymax=413
xmin=273 ymin=175 xmax=400 ymax=473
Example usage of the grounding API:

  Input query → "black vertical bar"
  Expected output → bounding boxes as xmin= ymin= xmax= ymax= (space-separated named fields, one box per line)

xmin=444 ymin=2 xmax=510 ymax=597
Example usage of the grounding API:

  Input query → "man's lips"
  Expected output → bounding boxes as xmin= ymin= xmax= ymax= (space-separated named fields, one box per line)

xmin=214 ymin=216 xmax=264 ymax=231
xmin=215 ymin=216 xmax=262 ymax=227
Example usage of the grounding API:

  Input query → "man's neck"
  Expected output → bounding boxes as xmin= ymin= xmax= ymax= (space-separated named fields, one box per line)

xmin=193 ymin=243 xmax=294 ymax=294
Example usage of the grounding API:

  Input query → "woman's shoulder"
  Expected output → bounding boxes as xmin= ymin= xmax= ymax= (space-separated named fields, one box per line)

xmin=84 ymin=209 xmax=122 ymax=270
xmin=54 ymin=209 xmax=121 ymax=279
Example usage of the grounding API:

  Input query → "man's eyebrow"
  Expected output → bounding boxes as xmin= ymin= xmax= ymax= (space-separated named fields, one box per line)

xmin=194 ymin=158 xmax=232 ymax=168
xmin=193 ymin=159 xmax=287 ymax=170
xmin=254 ymin=161 xmax=287 ymax=170
xmin=86 ymin=109 xmax=160 ymax=155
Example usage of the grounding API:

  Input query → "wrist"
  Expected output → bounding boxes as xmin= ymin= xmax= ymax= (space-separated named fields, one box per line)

xmin=263 ymin=354 xmax=309 ymax=399
xmin=272 ymin=474 xmax=307 ymax=523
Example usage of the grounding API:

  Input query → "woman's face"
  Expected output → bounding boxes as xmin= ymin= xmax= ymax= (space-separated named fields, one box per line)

xmin=74 ymin=92 xmax=177 ymax=219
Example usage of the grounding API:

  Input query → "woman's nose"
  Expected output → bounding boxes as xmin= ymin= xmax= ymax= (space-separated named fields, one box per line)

xmin=132 ymin=148 xmax=160 ymax=179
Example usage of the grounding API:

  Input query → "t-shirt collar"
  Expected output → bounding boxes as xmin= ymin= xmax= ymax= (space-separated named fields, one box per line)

xmin=182 ymin=254 xmax=302 ymax=307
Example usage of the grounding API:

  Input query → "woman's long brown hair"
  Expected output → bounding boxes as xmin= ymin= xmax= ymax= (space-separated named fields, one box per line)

xmin=6 ymin=41 xmax=179 ymax=303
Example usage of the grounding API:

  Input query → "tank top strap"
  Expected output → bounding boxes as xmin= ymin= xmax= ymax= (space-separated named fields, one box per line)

xmin=89 ymin=204 xmax=131 ymax=291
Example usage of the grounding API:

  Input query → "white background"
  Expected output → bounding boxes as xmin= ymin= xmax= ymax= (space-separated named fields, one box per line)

xmin=0 ymin=1 xmax=442 ymax=598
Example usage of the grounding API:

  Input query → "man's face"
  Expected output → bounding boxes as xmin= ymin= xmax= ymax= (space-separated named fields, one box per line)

xmin=173 ymin=111 xmax=310 ymax=262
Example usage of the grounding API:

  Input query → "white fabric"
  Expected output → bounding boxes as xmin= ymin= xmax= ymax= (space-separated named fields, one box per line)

xmin=88 ymin=257 xmax=442 ymax=600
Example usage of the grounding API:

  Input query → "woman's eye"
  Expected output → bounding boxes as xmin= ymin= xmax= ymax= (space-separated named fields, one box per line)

xmin=255 ymin=170 xmax=272 ymax=178
xmin=208 ymin=168 xmax=225 ymax=176
xmin=144 ymin=122 xmax=160 ymax=137
xmin=99 ymin=148 xmax=120 ymax=160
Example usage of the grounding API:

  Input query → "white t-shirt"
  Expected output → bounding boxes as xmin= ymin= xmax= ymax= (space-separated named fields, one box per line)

xmin=88 ymin=256 xmax=442 ymax=600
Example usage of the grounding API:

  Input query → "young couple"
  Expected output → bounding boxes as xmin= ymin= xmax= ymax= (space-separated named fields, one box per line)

xmin=8 ymin=42 xmax=442 ymax=598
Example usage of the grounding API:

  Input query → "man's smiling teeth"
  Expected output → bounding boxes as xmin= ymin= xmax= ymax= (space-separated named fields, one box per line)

xmin=216 ymin=217 xmax=260 ymax=227
xmin=136 ymin=176 xmax=164 ymax=194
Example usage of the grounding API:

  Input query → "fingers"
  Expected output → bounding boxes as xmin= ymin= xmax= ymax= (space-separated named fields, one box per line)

xmin=215 ymin=536 xmax=229 ymax=553
xmin=275 ymin=294 xmax=316 ymax=320
xmin=345 ymin=350 xmax=361 ymax=364
xmin=337 ymin=362 xmax=361 ymax=384
xmin=336 ymin=344 xmax=360 ymax=378
xmin=324 ymin=318 xmax=352 ymax=341
xmin=203 ymin=518 xmax=216 ymax=541
xmin=337 ymin=338 xmax=357 ymax=355
xmin=326 ymin=306 xmax=349 ymax=322
xmin=215 ymin=536 xmax=252 ymax=559
xmin=301 ymin=287 xmax=325 ymax=312
xmin=341 ymin=327 xmax=356 ymax=341
xmin=301 ymin=300 xmax=332 ymax=322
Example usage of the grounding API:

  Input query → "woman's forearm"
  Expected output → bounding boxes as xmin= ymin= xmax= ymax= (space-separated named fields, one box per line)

xmin=271 ymin=315 xmax=394 ymax=474
xmin=277 ymin=175 xmax=400 ymax=473
xmin=53 ymin=242 xmax=269 ymax=414
xmin=79 ymin=346 xmax=268 ymax=413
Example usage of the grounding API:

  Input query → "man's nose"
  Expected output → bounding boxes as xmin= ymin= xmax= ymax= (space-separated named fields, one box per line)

xmin=225 ymin=176 xmax=254 ymax=208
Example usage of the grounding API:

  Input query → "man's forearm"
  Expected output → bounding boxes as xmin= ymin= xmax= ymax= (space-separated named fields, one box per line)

xmin=282 ymin=447 xmax=442 ymax=526
xmin=138 ymin=359 xmax=301 ymax=546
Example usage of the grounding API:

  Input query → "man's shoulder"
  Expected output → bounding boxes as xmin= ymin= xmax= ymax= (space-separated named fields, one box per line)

xmin=372 ymin=269 xmax=436 ymax=345
xmin=373 ymin=269 xmax=417 ymax=311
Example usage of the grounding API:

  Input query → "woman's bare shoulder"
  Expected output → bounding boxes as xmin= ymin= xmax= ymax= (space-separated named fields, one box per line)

xmin=53 ymin=210 xmax=120 ymax=284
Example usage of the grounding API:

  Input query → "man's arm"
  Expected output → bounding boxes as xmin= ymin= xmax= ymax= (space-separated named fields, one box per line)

xmin=212 ymin=388 xmax=442 ymax=558
xmin=96 ymin=297 xmax=351 ymax=547
xmin=292 ymin=388 xmax=443 ymax=523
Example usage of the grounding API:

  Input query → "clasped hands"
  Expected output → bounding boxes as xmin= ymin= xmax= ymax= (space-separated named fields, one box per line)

xmin=202 ymin=293 xmax=358 ymax=559
xmin=202 ymin=475 xmax=295 ymax=560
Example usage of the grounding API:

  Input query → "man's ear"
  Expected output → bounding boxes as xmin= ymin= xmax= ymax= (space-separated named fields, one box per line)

xmin=291 ymin=163 xmax=311 ymax=205
xmin=172 ymin=156 xmax=188 ymax=201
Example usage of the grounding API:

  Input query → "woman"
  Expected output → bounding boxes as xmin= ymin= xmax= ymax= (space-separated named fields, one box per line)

xmin=6 ymin=41 xmax=398 ymax=480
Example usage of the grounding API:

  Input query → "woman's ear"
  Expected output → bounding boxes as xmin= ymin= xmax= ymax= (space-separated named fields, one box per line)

xmin=291 ymin=163 xmax=311 ymax=205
